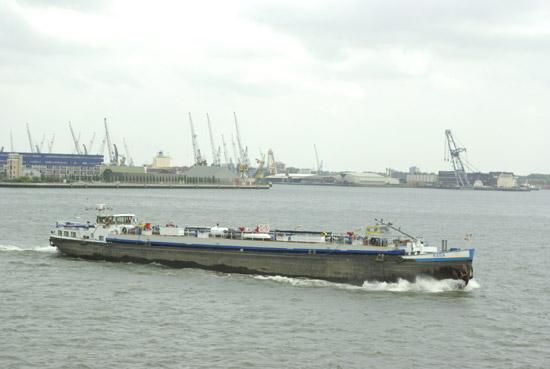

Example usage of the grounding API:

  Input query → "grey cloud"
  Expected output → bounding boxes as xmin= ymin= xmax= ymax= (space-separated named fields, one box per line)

xmin=15 ymin=0 xmax=108 ymax=12
xmin=249 ymin=0 xmax=550 ymax=60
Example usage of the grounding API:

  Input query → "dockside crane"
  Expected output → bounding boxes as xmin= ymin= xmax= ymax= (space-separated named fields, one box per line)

xmin=221 ymin=134 xmax=232 ymax=168
xmin=38 ymin=134 xmax=46 ymax=153
xmin=267 ymin=148 xmax=277 ymax=175
xmin=48 ymin=134 xmax=55 ymax=153
xmin=231 ymin=134 xmax=240 ymax=166
xmin=123 ymin=138 xmax=134 ymax=166
xmin=444 ymin=129 xmax=471 ymax=188
xmin=314 ymin=144 xmax=323 ymax=174
xmin=87 ymin=132 xmax=96 ymax=154
xmin=206 ymin=114 xmax=221 ymax=166
xmin=26 ymin=123 xmax=35 ymax=153
xmin=189 ymin=113 xmax=206 ymax=166
xmin=254 ymin=156 xmax=265 ymax=179
xmin=103 ymin=117 xmax=116 ymax=165
xmin=69 ymin=121 xmax=82 ymax=155
xmin=233 ymin=112 xmax=250 ymax=167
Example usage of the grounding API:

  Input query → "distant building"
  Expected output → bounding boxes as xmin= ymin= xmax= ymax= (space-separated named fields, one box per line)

xmin=152 ymin=151 xmax=172 ymax=168
xmin=409 ymin=166 xmax=421 ymax=174
xmin=406 ymin=173 xmax=438 ymax=187
xmin=339 ymin=172 xmax=399 ymax=186
xmin=184 ymin=166 xmax=239 ymax=184
xmin=0 ymin=152 xmax=103 ymax=180
xmin=6 ymin=153 xmax=23 ymax=179
xmin=438 ymin=170 xmax=459 ymax=188
xmin=496 ymin=172 xmax=517 ymax=188
xmin=100 ymin=165 xmax=238 ymax=184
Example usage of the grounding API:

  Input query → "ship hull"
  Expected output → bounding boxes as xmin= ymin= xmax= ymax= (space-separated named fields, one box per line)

xmin=50 ymin=236 xmax=473 ymax=285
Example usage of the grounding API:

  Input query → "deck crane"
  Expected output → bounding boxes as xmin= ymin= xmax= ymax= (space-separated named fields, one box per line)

xmin=189 ymin=113 xmax=206 ymax=166
xmin=48 ymin=134 xmax=55 ymax=153
xmin=314 ymin=144 xmax=323 ymax=174
xmin=103 ymin=118 xmax=116 ymax=165
xmin=26 ymin=123 xmax=35 ymax=153
xmin=69 ymin=121 xmax=82 ymax=155
xmin=221 ymin=134 xmax=232 ymax=168
xmin=206 ymin=114 xmax=221 ymax=166
xmin=233 ymin=112 xmax=250 ymax=167
xmin=123 ymin=138 xmax=134 ymax=166
xmin=444 ymin=129 xmax=471 ymax=188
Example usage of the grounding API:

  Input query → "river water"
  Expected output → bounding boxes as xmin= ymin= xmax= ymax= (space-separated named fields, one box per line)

xmin=1 ymin=186 xmax=549 ymax=369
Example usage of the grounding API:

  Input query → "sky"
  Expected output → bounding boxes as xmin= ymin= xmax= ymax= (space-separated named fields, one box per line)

xmin=0 ymin=0 xmax=549 ymax=174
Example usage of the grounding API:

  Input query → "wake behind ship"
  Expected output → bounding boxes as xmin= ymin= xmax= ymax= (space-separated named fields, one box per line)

xmin=49 ymin=205 xmax=474 ymax=286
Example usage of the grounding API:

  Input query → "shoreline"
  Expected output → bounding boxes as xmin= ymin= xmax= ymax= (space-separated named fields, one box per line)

xmin=0 ymin=182 xmax=271 ymax=190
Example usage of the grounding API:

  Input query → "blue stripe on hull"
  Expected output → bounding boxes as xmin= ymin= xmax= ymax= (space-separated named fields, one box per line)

xmin=106 ymin=237 xmax=406 ymax=255
xmin=412 ymin=257 xmax=473 ymax=262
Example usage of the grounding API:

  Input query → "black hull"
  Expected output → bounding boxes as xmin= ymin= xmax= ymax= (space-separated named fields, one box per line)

xmin=50 ymin=237 xmax=473 ymax=286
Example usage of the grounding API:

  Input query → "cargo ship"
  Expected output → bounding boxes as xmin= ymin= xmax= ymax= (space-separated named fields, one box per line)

xmin=49 ymin=205 xmax=474 ymax=285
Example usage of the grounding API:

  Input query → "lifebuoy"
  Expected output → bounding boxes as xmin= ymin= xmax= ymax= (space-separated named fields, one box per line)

xmin=122 ymin=227 xmax=127 ymax=234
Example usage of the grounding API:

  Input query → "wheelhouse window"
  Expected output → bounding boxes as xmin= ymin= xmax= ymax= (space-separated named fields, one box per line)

xmin=115 ymin=216 xmax=134 ymax=225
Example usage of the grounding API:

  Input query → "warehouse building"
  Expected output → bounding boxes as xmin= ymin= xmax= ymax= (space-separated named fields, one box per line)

xmin=0 ymin=152 xmax=104 ymax=181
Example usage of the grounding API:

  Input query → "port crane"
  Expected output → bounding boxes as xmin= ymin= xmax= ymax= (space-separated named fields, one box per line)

xmin=267 ymin=148 xmax=277 ymax=175
xmin=231 ymin=134 xmax=240 ymax=166
xmin=123 ymin=138 xmax=134 ymax=166
xmin=38 ymin=134 xmax=46 ymax=153
xmin=233 ymin=112 xmax=250 ymax=167
xmin=103 ymin=117 xmax=117 ymax=165
xmin=87 ymin=133 xmax=96 ymax=154
xmin=48 ymin=134 xmax=55 ymax=153
xmin=314 ymin=144 xmax=323 ymax=174
xmin=69 ymin=121 xmax=82 ymax=155
xmin=221 ymin=135 xmax=233 ymax=168
xmin=189 ymin=113 xmax=206 ymax=166
xmin=206 ymin=114 xmax=221 ymax=166
xmin=26 ymin=123 xmax=35 ymax=153
xmin=444 ymin=129 xmax=471 ymax=188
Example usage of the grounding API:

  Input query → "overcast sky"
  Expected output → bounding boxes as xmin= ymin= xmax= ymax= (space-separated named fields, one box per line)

xmin=1 ymin=0 xmax=548 ymax=174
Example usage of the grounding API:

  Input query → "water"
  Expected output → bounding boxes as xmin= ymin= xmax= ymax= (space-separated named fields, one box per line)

xmin=1 ymin=186 xmax=549 ymax=369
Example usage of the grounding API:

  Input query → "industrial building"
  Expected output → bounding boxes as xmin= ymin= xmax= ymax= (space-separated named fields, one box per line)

xmin=339 ymin=172 xmax=400 ymax=186
xmin=100 ymin=165 xmax=239 ymax=185
xmin=0 ymin=152 xmax=104 ymax=181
